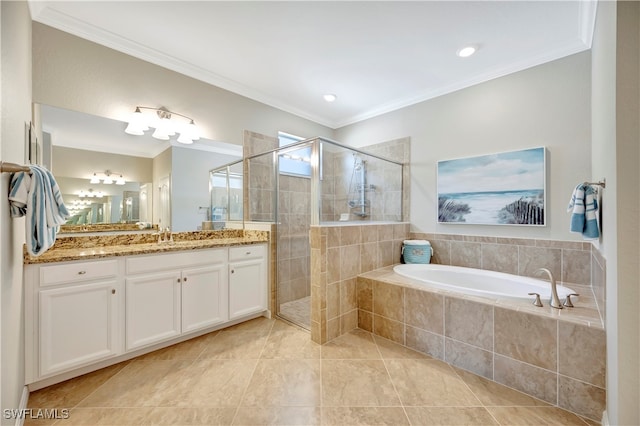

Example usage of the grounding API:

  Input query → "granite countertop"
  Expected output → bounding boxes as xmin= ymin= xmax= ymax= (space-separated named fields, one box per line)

xmin=25 ymin=229 xmax=269 ymax=264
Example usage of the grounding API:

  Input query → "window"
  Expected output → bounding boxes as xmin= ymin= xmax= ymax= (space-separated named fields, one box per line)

xmin=278 ymin=132 xmax=311 ymax=177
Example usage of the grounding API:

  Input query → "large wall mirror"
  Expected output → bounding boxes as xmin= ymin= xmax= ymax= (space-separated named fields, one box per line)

xmin=40 ymin=104 xmax=243 ymax=232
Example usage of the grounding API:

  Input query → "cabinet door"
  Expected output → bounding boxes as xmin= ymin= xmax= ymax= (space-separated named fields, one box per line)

xmin=40 ymin=280 xmax=120 ymax=376
xmin=228 ymin=258 xmax=267 ymax=320
xmin=126 ymin=271 xmax=181 ymax=351
xmin=182 ymin=264 xmax=228 ymax=333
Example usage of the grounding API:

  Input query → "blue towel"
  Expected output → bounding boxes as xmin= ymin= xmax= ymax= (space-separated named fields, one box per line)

xmin=8 ymin=165 xmax=70 ymax=256
xmin=567 ymin=183 xmax=600 ymax=240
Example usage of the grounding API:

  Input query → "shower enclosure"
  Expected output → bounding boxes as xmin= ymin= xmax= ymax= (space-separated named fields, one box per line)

xmin=243 ymin=137 xmax=404 ymax=330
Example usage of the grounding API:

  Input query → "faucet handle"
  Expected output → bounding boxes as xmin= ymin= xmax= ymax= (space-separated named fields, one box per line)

xmin=563 ymin=293 xmax=580 ymax=308
xmin=528 ymin=292 xmax=543 ymax=307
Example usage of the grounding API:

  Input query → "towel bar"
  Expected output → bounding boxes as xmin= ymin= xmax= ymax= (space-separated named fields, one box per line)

xmin=0 ymin=161 xmax=31 ymax=173
xmin=583 ymin=179 xmax=606 ymax=189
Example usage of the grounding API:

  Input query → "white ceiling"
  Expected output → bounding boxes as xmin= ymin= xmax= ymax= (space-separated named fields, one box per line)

xmin=30 ymin=1 xmax=596 ymax=129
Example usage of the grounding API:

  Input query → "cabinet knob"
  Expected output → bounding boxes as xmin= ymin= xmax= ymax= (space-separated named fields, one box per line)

xmin=246 ymin=251 xmax=251 ymax=255
xmin=231 ymin=269 xmax=235 ymax=274
xmin=111 ymin=289 xmax=116 ymax=295
xmin=78 ymin=271 xmax=87 ymax=275
xmin=183 ymin=277 xmax=188 ymax=282
xmin=177 ymin=278 xmax=181 ymax=283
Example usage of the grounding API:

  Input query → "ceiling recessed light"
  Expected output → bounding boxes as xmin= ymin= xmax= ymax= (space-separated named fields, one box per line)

xmin=457 ymin=46 xmax=477 ymax=58
xmin=323 ymin=94 xmax=337 ymax=102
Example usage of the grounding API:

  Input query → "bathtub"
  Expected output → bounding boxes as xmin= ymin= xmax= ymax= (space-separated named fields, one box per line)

xmin=393 ymin=264 xmax=577 ymax=302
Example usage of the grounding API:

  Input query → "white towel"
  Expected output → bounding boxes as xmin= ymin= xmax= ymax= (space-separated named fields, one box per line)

xmin=9 ymin=165 xmax=70 ymax=256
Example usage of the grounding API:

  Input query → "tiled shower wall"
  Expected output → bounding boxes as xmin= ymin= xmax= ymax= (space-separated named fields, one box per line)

xmin=243 ymin=131 xmax=277 ymax=223
xmin=321 ymin=138 xmax=410 ymax=222
xmin=243 ymin=131 xmax=312 ymax=306
xmin=310 ymin=223 xmax=410 ymax=344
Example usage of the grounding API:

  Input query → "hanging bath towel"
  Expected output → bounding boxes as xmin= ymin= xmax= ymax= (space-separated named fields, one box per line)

xmin=567 ymin=183 xmax=600 ymax=240
xmin=9 ymin=165 xmax=70 ymax=256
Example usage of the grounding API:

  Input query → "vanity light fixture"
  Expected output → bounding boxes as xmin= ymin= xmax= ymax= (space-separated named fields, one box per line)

xmin=78 ymin=189 xmax=106 ymax=199
xmin=125 ymin=106 xmax=200 ymax=144
xmin=89 ymin=170 xmax=126 ymax=186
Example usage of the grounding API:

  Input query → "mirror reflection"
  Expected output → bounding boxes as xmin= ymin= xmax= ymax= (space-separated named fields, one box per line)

xmin=40 ymin=104 xmax=243 ymax=231
xmin=208 ymin=160 xmax=244 ymax=230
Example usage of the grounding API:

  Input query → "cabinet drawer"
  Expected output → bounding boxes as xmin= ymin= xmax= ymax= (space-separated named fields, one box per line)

xmin=229 ymin=244 xmax=266 ymax=261
xmin=40 ymin=260 xmax=118 ymax=287
xmin=126 ymin=248 xmax=227 ymax=275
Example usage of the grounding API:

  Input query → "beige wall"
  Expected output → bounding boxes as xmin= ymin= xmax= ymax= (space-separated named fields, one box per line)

xmin=32 ymin=23 xmax=333 ymax=148
xmin=591 ymin=1 xmax=640 ymax=424
xmin=52 ymin=146 xmax=153 ymax=183
xmin=335 ymin=52 xmax=591 ymax=241
xmin=0 ymin=1 xmax=32 ymax=421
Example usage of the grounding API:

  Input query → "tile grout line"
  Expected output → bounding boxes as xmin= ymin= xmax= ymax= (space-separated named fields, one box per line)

xmin=229 ymin=319 xmax=274 ymax=425
xmin=373 ymin=335 xmax=412 ymax=425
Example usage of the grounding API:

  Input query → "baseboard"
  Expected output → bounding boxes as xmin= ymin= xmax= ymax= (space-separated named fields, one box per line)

xmin=601 ymin=410 xmax=609 ymax=426
xmin=14 ymin=386 xmax=29 ymax=426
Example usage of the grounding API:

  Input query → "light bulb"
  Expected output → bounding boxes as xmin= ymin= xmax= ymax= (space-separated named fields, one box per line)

xmin=115 ymin=175 xmax=125 ymax=185
xmin=124 ymin=107 xmax=149 ymax=135
xmin=152 ymin=117 xmax=172 ymax=140
xmin=103 ymin=175 xmax=113 ymax=185
xmin=90 ymin=173 xmax=100 ymax=184
xmin=457 ymin=46 xmax=477 ymax=58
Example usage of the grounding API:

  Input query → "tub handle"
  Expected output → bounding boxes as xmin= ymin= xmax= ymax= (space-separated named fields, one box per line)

xmin=527 ymin=292 xmax=543 ymax=307
xmin=563 ymin=293 xmax=580 ymax=308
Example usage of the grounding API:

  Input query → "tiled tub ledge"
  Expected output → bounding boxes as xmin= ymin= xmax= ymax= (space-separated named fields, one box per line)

xmin=357 ymin=266 xmax=606 ymax=422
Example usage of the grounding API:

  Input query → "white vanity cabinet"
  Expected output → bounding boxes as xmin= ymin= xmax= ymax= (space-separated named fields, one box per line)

xmin=24 ymin=259 xmax=123 ymax=381
xmin=25 ymin=243 xmax=268 ymax=386
xmin=125 ymin=248 xmax=228 ymax=351
xmin=229 ymin=244 xmax=267 ymax=320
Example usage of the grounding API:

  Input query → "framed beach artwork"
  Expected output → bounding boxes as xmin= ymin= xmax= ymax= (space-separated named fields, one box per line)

xmin=437 ymin=147 xmax=546 ymax=226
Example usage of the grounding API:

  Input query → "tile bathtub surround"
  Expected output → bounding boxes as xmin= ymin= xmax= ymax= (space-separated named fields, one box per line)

xmin=24 ymin=318 xmax=595 ymax=426
xmin=411 ymin=232 xmax=605 ymax=327
xmin=310 ymin=223 xmax=409 ymax=344
xmin=357 ymin=269 xmax=606 ymax=422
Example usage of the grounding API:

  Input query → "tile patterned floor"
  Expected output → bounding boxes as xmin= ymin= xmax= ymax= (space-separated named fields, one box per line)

xmin=279 ymin=296 xmax=311 ymax=329
xmin=25 ymin=318 xmax=599 ymax=425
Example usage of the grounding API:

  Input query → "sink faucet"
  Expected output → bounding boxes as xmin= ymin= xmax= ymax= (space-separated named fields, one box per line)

xmin=534 ymin=268 xmax=563 ymax=309
xmin=157 ymin=226 xmax=173 ymax=244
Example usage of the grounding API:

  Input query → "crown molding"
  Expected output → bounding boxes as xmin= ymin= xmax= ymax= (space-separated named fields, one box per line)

xmin=30 ymin=5 xmax=336 ymax=128
xmin=334 ymin=40 xmax=590 ymax=129
xmin=578 ymin=0 xmax=598 ymax=48
xmin=31 ymin=2 xmax=595 ymax=131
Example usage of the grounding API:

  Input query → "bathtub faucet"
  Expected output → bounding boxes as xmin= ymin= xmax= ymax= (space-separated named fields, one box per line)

xmin=534 ymin=268 xmax=563 ymax=309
